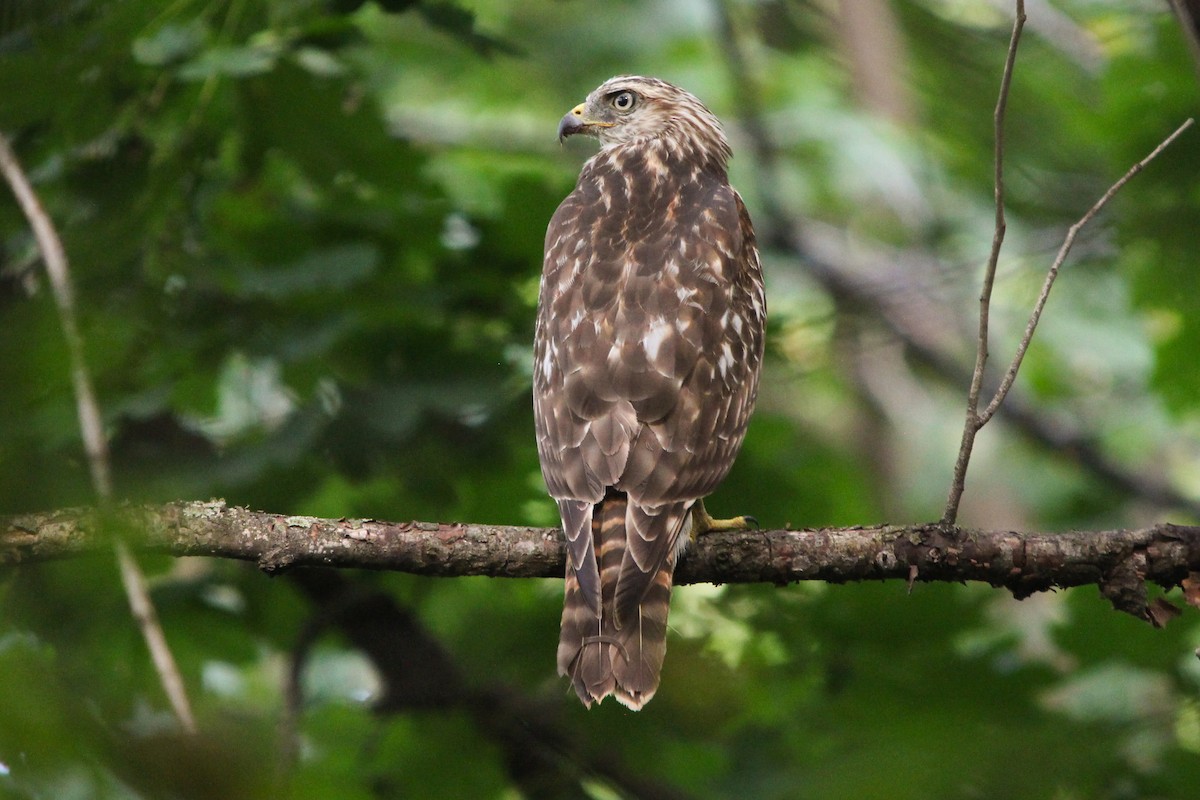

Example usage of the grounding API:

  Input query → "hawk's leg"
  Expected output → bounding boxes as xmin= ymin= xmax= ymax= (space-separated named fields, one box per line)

xmin=691 ymin=499 xmax=758 ymax=538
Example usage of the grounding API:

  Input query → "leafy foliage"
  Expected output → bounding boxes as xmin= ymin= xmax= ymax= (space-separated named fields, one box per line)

xmin=2 ymin=1 xmax=1200 ymax=798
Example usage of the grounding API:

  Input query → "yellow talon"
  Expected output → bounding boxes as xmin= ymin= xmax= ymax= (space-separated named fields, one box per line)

xmin=691 ymin=499 xmax=759 ymax=539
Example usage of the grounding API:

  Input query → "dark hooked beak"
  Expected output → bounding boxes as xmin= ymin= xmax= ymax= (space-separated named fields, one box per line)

xmin=557 ymin=103 xmax=587 ymax=143
xmin=557 ymin=102 xmax=613 ymax=144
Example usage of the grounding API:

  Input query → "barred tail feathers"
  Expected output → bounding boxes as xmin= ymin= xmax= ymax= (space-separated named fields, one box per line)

xmin=558 ymin=492 xmax=691 ymax=710
xmin=558 ymin=493 xmax=623 ymax=706
xmin=610 ymin=557 xmax=675 ymax=709
xmin=610 ymin=499 xmax=691 ymax=710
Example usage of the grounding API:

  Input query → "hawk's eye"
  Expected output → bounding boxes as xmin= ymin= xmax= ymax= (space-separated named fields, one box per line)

xmin=611 ymin=91 xmax=636 ymax=111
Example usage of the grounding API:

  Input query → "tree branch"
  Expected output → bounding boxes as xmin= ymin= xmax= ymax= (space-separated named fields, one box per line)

xmin=5 ymin=501 xmax=1200 ymax=623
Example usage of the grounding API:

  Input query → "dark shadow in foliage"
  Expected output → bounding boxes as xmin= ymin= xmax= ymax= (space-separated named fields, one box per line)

xmin=0 ymin=560 xmax=279 ymax=800
xmin=326 ymin=0 xmax=520 ymax=56
xmin=287 ymin=569 xmax=693 ymax=800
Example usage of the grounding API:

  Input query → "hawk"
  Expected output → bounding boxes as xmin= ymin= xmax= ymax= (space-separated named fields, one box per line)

xmin=534 ymin=76 xmax=765 ymax=709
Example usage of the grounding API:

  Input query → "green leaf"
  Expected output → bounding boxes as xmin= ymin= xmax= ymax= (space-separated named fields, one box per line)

xmin=231 ymin=242 xmax=380 ymax=299
xmin=132 ymin=21 xmax=208 ymax=66
xmin=178 ymin=43 xmax=280 ymax=80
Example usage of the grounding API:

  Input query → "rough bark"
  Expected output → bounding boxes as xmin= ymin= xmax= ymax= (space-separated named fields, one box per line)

xmin=4 ymin=500 xmax=1199 ymax=623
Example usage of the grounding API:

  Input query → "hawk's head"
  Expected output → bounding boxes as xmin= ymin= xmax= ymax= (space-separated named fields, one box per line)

xmin=557 ymin=76 xmax=731 ymax=165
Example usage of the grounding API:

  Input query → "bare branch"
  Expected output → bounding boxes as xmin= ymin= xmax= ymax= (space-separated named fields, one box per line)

xmin=714 ymin=5 xmax=1200 ymax=521
xmin=941 ymin=0 xmax=1193 ymax=524
xmin=5 ymin=501 xmax=1200 ymax=624
xmin=978 ymin=116 xmax=1196 ymax=425
xmin=942 ymin=0 xmax=1026 ymax=525
xmin=0 ymin=133 xmax=197 ymax=734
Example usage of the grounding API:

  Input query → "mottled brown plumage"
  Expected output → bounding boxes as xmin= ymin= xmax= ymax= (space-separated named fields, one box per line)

xmin=534 ymin=76 xmax=765 ymax=709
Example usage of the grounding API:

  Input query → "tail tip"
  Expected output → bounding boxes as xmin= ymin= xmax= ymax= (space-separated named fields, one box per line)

xmin=566 ymin=683 xmax=653 ymax=711
xmin=614 ymin=687 xmax=653 ymax=711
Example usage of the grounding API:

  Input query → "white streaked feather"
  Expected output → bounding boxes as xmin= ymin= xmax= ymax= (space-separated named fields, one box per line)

xmin=642 ymin=320 xmax=672 ymax=363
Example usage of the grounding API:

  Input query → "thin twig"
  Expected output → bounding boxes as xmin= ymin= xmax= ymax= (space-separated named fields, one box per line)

xmin=0 ymin=132 xmax=197 ymax=734
xmin=978 ymin=116 xmax=1196 ymax=425
xmin=942 ymin=0 xmax=1026 ymax=525
xmin=0 ymin=141 xmax=112 ymax=496
xmin=114 ymin=540 xmax=196 ymax=731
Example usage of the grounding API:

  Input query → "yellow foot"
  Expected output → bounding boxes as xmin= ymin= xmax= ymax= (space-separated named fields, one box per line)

xmin=691 ymin=499 xmax=759 ymax=539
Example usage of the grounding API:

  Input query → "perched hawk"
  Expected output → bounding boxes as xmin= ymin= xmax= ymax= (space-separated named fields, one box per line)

xmin=534 ymin=76 xmax=765 ymax=709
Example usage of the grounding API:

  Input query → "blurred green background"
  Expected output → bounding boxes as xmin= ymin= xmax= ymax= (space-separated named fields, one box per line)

xmin=2 ymin=1 xmax=1200 ymax=797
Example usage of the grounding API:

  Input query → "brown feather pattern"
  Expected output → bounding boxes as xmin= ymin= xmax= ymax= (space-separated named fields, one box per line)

xmin=535 ymin=76 xmax=765 ymax=709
